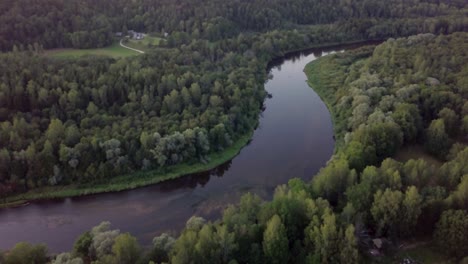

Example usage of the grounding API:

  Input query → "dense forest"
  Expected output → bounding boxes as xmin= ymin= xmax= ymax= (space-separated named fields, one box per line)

xmin=1 ymin=0 xmax=468 ymax=199
xmin=1 ymin=0 xmax=468 ymax=262
xmin=0 ymin=40 xmax=267 ymax=193
xmin=1 ymin=32 xmax=467 ymax=264
xmin=307 ymin=33 xmax=468 ymax=169
xmin=1 ymin=0 xmax=468 ymax=50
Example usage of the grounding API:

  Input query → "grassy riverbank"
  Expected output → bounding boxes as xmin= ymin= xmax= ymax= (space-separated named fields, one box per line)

xmin=304 ymin=45 xmax=376 ymax=152
xmin=1 ymin=132 xmax=253 ymax=208
xmin=304 ymin=55 xmax=353 ymax=152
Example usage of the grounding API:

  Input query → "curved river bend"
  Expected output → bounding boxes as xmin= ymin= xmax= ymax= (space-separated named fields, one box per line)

xmin=0 ymin=43 xmax=370 ymax=252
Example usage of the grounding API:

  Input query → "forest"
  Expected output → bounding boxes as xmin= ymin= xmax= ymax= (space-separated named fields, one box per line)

xmin=0 ymin=0 xmax=468 ymax=262
xmin=1 ymin=27 xmax=467 ymax=264
xmin=1 ymin=0 xmax=468 ymax=51
xmin=1 ymin=0 xmax=468 ymax=201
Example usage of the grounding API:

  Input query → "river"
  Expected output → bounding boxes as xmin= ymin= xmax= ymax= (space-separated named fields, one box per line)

xmin=0 ymin=42 xmax=373 ymax=252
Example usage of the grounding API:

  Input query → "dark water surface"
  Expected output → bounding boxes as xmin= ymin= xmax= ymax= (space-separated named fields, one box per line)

xmin=0 ymin=42 xmax=373 ymax=252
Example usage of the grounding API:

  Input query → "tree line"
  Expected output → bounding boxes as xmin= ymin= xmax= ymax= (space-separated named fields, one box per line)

xmin=0 ymin=0 xmax=468 ymax=200
xmin=1 ymin=31 xmax=467 ymax=264
xmin=1 ymin=0 xmax=468 ymax=51
xmin=0 ymin=39 xmax=267 ymax=194
xmin=317 ymin=33 xmax=468 ymax=170
xmin=1 ymin=151 xmax=466 ymax=263
xmin=2 ymin=2 xmax=468 ymax=198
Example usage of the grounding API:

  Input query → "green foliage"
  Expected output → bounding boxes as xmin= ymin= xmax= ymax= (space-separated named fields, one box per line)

xmin=263 ymin=214 xmax=289 ymax=264
xmin=311 ymin=159 xmax=357 ymax=204
xmin=304 ymin=35 xmax=467 ymax=255
xmin=344 ymin=140 xmax=377 ymax=172
xmin=438 ymin=147 xmax=468 ymax=190
xmin=425 ymin=119 xmax=451 ymax=159
xmin=401 ymin=186 xmax=423 ymax=236
xmin=307 ymin=33 xmax=467 ymax=173
xmin=438 ymin=108 xmax=459 ymax=137
xmin=9 ymin=147 xmax=468 ymax=263
xmin=73 ymin=231 xmax=92 ymax=258
xmin=213 ymin=225 xmax=238 ymax=263
xmin=2 ymin=0 xmax=468 ymax=202
xmin=2 ymin=1 xmax=468 ymax=262
xmin=4 ymin=242 xmax=48 ymax=264
xmin=185 ymin=216 xmax=207 ymax=231
xmin=170 ymin=216 xmax=238 ymax=263
xmin=169 ymin=229 xmax=198 ymax=264
xmin=401 ymin=159 xmax=435 ymax=189
xmin=345 ymin=180 xmax=373 ymax=220
xmin=0 ymin=33 xmax=268 ymax=195
xmin=462 ymin=116 xmax=468 ymax=136
xmin=371 ymin=188 xmax=404 ymax=236
xmin=447 ymin=174 xmax=468 ymax=210
xmin=305 ymin=209 xmax=342 ymax=263
xmin=89 ymin=221 xmax=121 ymax=261
xmin=3 ymin=0 xmax=467 ymax=51
xmin=392 ymin=103 xmax=423 ymax=143
xmin=353 ymin=121 xmax=403 ymax=162
xmin=194 ymin=225 xmax=218 ymax=263
xmin=367 ymin=179 xmax=422 ymax=237
xmin=434 ymin=210 xmax=468 ymax=258
xmin=112 ymin=233 xmax=141 ymax=264
xmin=149 ymin=233 xmax=175 ymax=263
xmin=222 ymin=193 xmax=262 ymax=263
xmin=340 ymin=225 xmax=359 ymax=264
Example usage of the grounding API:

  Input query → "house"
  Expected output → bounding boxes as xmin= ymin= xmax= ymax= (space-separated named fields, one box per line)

xmin=115 ymin=32 xmax=123 ymax=37
xmin=127 ymin=30 xmax=145 ymax=40
xmin=135 ymin=33 xmax=144 ymax=40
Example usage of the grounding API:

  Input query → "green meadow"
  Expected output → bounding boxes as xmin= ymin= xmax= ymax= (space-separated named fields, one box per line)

xmin=44 ymin=41 xmax=139 ymax=59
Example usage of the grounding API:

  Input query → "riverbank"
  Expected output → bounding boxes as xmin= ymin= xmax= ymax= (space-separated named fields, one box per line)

xmin=0 ymin=131 xmax=253 ymax=208
xmin=0 ymin=39 xmax=343 ymax=252
xmin=304 ymin=58 xmax=342 ymax=152
xmin=304 ymin=43 xmax=383 ymax=153
xmin=304 ymin=54 xmax=356 ymax=152
xmin=1 ymin=39 xmax=380 ymax=209
xmin=303 ymin=43 xmax=460 ymax=264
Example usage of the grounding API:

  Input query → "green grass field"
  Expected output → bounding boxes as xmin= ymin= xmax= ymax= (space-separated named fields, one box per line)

xmin=124 ymin=36 xmax=163 ymax=52
xmin=44 ymin=41 xmax=140 ymax=59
